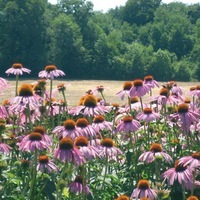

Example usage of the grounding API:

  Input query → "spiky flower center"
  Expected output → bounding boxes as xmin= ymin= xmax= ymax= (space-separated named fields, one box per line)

xmin=20 ymin=159 xmax=30 ymax=168
xmin=137 ymin=179 xmax=150 ymax=190
xmin=75 ymin=136 xmax=88 ymax=147
xmin=2 ymin=99 xmax=9 ymax=106
xmin=144 ymin=75 xmax=153 ymax=81
xmin=18 ymin=84 xmax=34 ymax=97
xmin=33 ymin=126 xmax=46 ymax=135
xmin=83 ymin=94 xmax=97 ymax=107
xmin=133 ymin=79 xmax=143 ymax=87
xmin=45 ymin=65 xmax=57 ymax=72
xmin=143 ymin=108 xmax=153 ymax=114
xmin=123 ymin=81 xmax=133 ymax=90
xmin=190 ymin=87 xmax=196 ymax=91
xmin=111 ymin=103 xmax=120 ymax=108
xmin=130 ymin=96 xmax=139 ymax=103
xmin=59 ymin=138 xmax=73 ymax=150
xmin=122 ymin=116 xmax=133 ymax=123
xmin=38 ymin=155 xmax=49 ymax=164
xmin=57 ymin=83 xmax=66 ymax=91
xmin=191 ymin=152 xmax=200 ymax=160
xmin=177 ymin=103 xmax=189 ymax=113
xmin=76 ymin=118 xmax=89 ymax=128
xmin=101 ymin=138 xmax=114 ymax=147
xmin=97 ymin=85 xmax=104 ymax=92
xmin=12 ymin=63 xmax=23 ymax=69
xmin=116 ymin=195 xmax=130 ymax=200
xmin=184 ymin=98 xmax=191 ymax=104
xmin=93 ymin=115 xmax=105 ymax=123
xmin=159 ymin=88 xmax=169 ymax=97
xmin=175 ymin=160 xmax=187 ymax=172
xmin=187 ymin=196 xmax=199 ymax=200
xmin=196 ymin=85 xmax=200 ymax=90
xmin=29 ymin=132 xmax=42 ymax=141
xmin=150 ymin=143 xmax=162 ymax=152
xmin=63 ymin=119 xmax=76 ymax=130
xmin=140 ymin=198 xmax=150 ymax=200
xmin=74 ymin=176 xmax=83 ymax=184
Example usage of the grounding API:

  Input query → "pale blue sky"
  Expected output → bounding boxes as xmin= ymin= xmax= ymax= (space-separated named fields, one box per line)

xmin=48 ymin=0 xmax=200 ymax=12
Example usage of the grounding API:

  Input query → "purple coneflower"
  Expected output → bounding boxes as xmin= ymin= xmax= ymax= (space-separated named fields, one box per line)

xmin=52 ymin=119 xmax=80 ymax=139
xmin=69 ymin=94 xmax=108 ymax=117
xmin=38 ymin=65 xmax=65 ymax=79
xmin=139 ymin=143 xmax=173 ymax=164
xmin=69 ymin=175 xmax=92 ymax=194
xmin=187 ymin=196 xmax=199 ymax=200
xmin=0 ymin=77 xmax=9 ymax=94
xmin=99 ymin=138 xmax=122 ymax=161
xmin=76 ymin=117 xmax=99 ymax=139
xmin=0 ymin=142 xmax=12 ymax=153
xmin=0 ymin=105 xmax=8 ymax=118
xmin=172 ymin=103 xmax=200 ymax=133
xmin=161 ymin=160 xmax=194 ymax=190
xmin=75 ymin=136 xmax=99 ymax=160
xmin=179 ymin=152 xmax=200 ymax=169
xmin=92 ymin=115 xmax=113 ymax=131
xmin=130 ymin=179 xmax=157 ymax=200
xmin=136 ymin=108 xmax=160 ymax=123
xmin=37 ymin=154 xmax=58 ymax=173
xmin=144 ymin=75 xmax=159 ymax=89
xmin=18 ymin=131 xmax=48 ymax=152
xmin=33 ymin=126 xmax=52 ymax=145
xmin=9 ymin=83 xmax=39 ymax=107
xmin=5 ymin=63 xmax=31 ymax=75
xmin=115 ymin=195 xmax=130 ymax=200
xmin=115 ymin=115 xmax=141 ymax=133
xmin=54 ymin=137 xmax=85 ymax=166
xmin=187 ymin=85 xmax=200 ymax=98
xmin=129 ymin=79 xmax=151 ymax=98
xmin=116 ymin=81 xmax=133 ymax=100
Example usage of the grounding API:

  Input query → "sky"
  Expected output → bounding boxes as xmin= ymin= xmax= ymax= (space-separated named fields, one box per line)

xmin=48 ymin=0 xmax=200 ymax=12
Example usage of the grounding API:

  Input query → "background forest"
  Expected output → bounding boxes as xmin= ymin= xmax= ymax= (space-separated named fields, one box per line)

xmin=0 ymin=0 xmax=200 ymax=81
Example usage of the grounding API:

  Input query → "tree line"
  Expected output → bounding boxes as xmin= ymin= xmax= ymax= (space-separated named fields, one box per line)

xmin=0 ymin=0 xmax=200 ymax=81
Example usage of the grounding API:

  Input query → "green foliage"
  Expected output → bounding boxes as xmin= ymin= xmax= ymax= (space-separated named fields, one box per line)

xmin=0 ymin=0 xmax=199 ymax=81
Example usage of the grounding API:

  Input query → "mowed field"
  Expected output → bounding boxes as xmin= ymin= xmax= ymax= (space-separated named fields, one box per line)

xmin=1 ymin=79 xmax=199 ymax=106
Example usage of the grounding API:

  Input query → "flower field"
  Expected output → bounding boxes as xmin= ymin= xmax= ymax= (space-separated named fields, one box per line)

xmin=0 ymin=64 xmax=199 ymax=200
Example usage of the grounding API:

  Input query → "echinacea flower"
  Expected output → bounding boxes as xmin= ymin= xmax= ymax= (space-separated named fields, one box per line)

xmin=69 ymin=176 xmax=92 ymax=194
xmin=116 ymin=81 xmax=133 ymax=100
xmin=69 ymin=94 xmax=108 ymax=117
xmin=37 ymin=154 xmax=58 ymax=173
xmin=144 ymin=75 xmax=159 ymax=89
xmin=161 ymin=160 xmax=194 ymax=190
xmin=5 ymin=63 xmax=31 ymax=75
xmin=52 ymin=119 xmax=80 ymax=139
xmin=136 ymin=108 xmax=160 ymax=123
xmin=172 ymin=103 xmax=200 ymax=133
xmin=179 ymin=152 xmax=200 ymax=169
xmin=187 ymin=196 xmax=199 ymax=200
xmin=99 ymin=138 xmax=122 ymax=161
xmin=33 ymin=126 xmax=52 ymax=145
xmin=38 ymin=65 xmax=65 ymax=79
xmin=115 ymin=115 xmax=141 ymax=133
xmin=74 ymin=136 xmax=99 ymax=160
xmin=54 ymin=137 xmax=85 ymax=166
xmin=139 ymin=143 xmax=173 ymax=164
xmin=76 ymin=117 xmax=99 ymax=139
xmin=129 ymin=79 xmax=151 ymax=98
xmin=92 ymin=115 xmax=113 ymax=131
xmin=130 ymin=179 xmax=157 ymax=200
xmin=0 ymin=142 xmax=12 ymax=153
xmin=9 ymin=83 xmax=39 ymax=107
xmin=0 ymin=77 xmax=9 ymax=94
xmin=18 ymin=131 xmax=48 ymax=152
xmin=115 ymin=195 xmax=130 ymax=200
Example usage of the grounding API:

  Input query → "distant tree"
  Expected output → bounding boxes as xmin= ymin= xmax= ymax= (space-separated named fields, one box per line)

xmin=122 ymin=0 xmax=161 ymax=25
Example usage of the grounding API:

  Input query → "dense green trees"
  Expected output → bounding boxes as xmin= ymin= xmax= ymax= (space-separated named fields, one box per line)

xmin=0 ymin=0 xmax=199 ymax=81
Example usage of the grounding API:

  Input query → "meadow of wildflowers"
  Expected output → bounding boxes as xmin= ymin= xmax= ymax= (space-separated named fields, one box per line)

xmin=0 ymin=64 xmax=199 ymax=200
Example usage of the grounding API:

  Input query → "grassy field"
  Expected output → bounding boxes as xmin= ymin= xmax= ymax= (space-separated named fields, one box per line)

xmin=1 ymin=79 xmax=199 ymax=106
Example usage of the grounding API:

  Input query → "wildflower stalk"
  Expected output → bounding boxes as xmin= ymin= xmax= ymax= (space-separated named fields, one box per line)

xmin=61 ymin=90 xmax=68 ymax=110
xmin=101 ymin=154 xmax=108 ymax=190
xmin=139 ymin=97 xmax=143 ymax=111
xmin=15 ymin=74 xmax=19 ymax=96
xmin=29 ymin=149 xmax=38 ymax=200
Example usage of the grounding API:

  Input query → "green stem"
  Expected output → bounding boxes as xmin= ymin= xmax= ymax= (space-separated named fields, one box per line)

xmin=29 ymin=149 xmax=38 ymax=200
xmin=15 ymin=74 xmax=19 ymax=96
